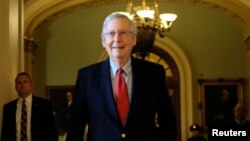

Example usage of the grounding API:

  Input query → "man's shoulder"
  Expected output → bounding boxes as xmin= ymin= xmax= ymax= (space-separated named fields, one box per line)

xmin=132 ymin=57 xmax=163 ymax=69
xmin=245 ymin=120 xmax=250 ymax=123
xmin=32 ymin=95 xmax=50 ymax=104
xmin=78 ymin=60 xmax=106 ymax=72
xmin=245 ymin=120 xmax=250 ymax=125
xmin=3 ymin=99 xmax=18 ymax=107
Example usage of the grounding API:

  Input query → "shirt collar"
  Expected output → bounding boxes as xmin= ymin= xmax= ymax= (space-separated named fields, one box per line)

xmin=110 ymin=58 xmax=132 ymax=77
xmin=18 ymin=94 xmax=32 ymax=103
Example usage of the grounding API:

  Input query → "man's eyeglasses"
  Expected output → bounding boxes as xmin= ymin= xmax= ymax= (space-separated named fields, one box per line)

xmin=104 ymin=31 xmax=133 ymax=38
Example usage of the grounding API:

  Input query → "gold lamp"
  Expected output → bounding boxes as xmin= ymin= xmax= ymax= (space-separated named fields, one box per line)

xmin=118 ymin=0 xmax=177 ymax=59
xmin=120 ymin=0 xmax=177 ymax=37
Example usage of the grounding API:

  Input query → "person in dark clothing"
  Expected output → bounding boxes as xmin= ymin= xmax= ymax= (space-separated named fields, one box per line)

xmin=66 ymin=12 xmax=177 ymax=141
xmin=57 ymin=91 xmax=73 ymax=135
xmin=0 ymin=72 xmax=58 ymax=141
xmin=223 ymin=102 xmax=250 ymax=133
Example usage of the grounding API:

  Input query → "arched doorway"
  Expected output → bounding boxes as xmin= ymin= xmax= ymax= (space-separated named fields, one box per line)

xmin=133 ymin=46 xmax=181 ymax=141
xmin=154 ymin=36 xmax=194 ymax=141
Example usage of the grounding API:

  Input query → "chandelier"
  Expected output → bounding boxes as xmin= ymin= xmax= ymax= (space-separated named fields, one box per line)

xmin=121 ymin=0 xmax=177 ymax=37
xmin=118 ymin=0 xmax=177 ymax=59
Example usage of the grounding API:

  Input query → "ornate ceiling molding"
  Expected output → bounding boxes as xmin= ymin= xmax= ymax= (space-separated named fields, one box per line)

xmin=192 ymin=0 xmax=245 ymax=24
xmin=25 ymin=0 xmax=122 ymax=36
xmin=24 ymin=0 xmax=250 ymax=36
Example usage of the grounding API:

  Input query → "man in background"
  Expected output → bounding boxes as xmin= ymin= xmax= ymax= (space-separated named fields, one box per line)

xmin=58 ymin=91 xmax=73 ymax=135
xmin=0 ymin=72 xmax=58 ymax=141
xmin=224 ymin=102 xmax=250 ymax=128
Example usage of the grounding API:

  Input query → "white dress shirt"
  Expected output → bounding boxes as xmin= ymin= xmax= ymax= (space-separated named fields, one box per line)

xmin=16 ymin=94 xmax=32 ymax=141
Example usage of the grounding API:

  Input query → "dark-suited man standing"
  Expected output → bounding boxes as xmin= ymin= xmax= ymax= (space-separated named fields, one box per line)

xmin=0 ymin=72 xmax=58 ymax=141
xmin=66 ymin=12 xmax=177 ymax=141
xmin=223 ymin=102 xmax=250 ymax=130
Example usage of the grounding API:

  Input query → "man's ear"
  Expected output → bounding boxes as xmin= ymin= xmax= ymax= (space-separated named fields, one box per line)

xmin=101 ymin=37 xmax=106 ymax=48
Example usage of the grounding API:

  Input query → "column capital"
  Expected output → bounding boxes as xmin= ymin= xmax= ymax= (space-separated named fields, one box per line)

xmin=24 ymin=36 xmax=38 ymax=55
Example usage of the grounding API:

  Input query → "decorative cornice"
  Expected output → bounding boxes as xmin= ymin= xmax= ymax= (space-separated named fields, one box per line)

xmin=28 ymin=0 xmax=247 ymax=36
xmin=190 ymin=0 xmax=245 ymax=25
xmin=32 ymin=0 xmax=123 ymax=35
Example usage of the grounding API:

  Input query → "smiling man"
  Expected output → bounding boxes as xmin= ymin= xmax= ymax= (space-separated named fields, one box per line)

xmin=66 ymin=12 xmax=177 ymax=141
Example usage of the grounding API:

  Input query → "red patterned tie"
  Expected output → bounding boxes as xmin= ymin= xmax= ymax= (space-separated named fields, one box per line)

xmin=115 ymin=68 xmax=129 ymax=125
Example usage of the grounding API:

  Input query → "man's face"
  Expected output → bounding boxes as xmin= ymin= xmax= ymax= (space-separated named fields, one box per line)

xmin=15 ymin=75 xmax=33 ymax=98
xmin=66 ymin=92 xmax=73 ymax=102
xmin=234 ymin=104 xmax=247 ymax=121
xmin=101 ymin=18 xmax=136 ymax=62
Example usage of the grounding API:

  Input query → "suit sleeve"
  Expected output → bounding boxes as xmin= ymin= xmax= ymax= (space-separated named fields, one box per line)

xmin=1 ymin=103 xmax=16 ymax=141
xmin=66 ymin=70 xmax=88 ymax=141
xmin=1 ymin=105 xmax=10 ymax=141
xmin=156 ymin=65 xmax=177 ymax=141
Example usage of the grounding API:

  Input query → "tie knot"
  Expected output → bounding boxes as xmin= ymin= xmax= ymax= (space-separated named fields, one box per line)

xmin=22 ymin=99 xmax=27 ymax=106
xmin=117 ymin=68 xmax=124 ymax=75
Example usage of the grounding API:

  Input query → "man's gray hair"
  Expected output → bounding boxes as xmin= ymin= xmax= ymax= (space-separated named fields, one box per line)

xmin=101 ymin=12 xmax=137 ymax=36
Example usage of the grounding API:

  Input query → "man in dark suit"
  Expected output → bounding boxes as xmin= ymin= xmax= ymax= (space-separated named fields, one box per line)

xmin=57 ymin=91 xmax=73 ymax=135
xmin=209 ymin=102 xmax=250 ymax=141
xmin=66 ymin=12 xmax=177 ymax=141
xmin=0 ymin=72 xmax=58 ymax=141
xmin=223 ymin=102 xmax=250 ymax=129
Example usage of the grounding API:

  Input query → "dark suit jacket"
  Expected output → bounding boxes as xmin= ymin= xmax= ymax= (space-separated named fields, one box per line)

xmin=66 ymin=57 xmax=177 ymax=141
xmin=1 ymin=96 xmax=58 ymax=141
xmin=223 ymin=119 xmax=250 ymax=131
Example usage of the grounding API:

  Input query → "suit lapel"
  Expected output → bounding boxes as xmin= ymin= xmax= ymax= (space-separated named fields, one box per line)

xmin=31 ymin=96 xmax=37 ymax=124
xmin=125 ymin=58 xmax=142 ymax=126
xmin=99 ymin=58 xmax=144 ymax=127
xmin=99 ymin=59 xmax=121 ymax=125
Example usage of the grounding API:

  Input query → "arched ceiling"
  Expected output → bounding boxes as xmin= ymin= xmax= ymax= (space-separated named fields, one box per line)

xmin=24 ymin=0 xmax=250 ymax=40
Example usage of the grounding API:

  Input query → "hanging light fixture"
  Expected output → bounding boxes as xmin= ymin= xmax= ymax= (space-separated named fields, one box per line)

xmin=118 ymin=0 xmax=177 ymax=59
xmin=119 ymin=0 xmax=177 ymax=37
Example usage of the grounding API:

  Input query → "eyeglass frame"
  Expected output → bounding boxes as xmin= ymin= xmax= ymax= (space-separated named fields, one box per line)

xmin=103 ymin=31 xmax=135 ymax=39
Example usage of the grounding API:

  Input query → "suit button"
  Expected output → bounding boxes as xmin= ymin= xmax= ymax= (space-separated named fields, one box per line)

xmin=121 ymin=133 xmax=126 ymax=138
